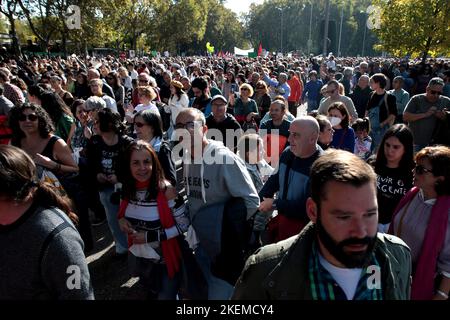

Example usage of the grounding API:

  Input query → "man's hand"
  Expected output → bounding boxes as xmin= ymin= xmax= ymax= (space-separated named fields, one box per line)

xmin=96 ymin=173 xmax=108 ymax=184
xmin=435 ymin=109 xmax=448 ymax=120
xmin=259 ymin=197 xmax=274 ymax=212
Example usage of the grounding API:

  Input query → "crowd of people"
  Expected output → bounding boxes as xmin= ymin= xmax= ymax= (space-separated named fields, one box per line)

xmin=0 ymin=52 xmax=449 ymax=300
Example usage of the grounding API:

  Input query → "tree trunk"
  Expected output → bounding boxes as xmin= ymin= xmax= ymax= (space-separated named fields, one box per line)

xmin=421 ymin=36 xmax=432 ymax=64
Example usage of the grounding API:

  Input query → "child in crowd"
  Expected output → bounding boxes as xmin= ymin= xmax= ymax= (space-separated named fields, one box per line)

xmin=237 ymin=133 xmax=274 ymax=244
xmin=352 ymin=117 xmax=372 ymax=160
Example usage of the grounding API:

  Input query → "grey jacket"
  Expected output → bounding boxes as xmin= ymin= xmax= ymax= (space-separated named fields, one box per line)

xmin=232 ymin=223 xmax=411 ymax=300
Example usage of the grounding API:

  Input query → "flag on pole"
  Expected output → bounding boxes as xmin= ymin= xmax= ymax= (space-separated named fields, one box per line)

xmin=257 ymin=43 xmax=263 ymax=57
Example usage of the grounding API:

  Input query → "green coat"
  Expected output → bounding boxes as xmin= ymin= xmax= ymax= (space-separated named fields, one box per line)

xmin=232 ymin=223 xmax=411 ymax=300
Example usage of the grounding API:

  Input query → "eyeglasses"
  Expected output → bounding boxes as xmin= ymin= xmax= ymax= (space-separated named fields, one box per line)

xmin=18 ymin=114 xmax=38 ymax=122
xmin=175 ymin=121 xmax=198 ymax=130
xmin=429 ymin=90 xmax=442 ymax=96
xmin=134 ymin=122 xmax=146 ymax=128
xmin=241 ymin=88 xmax=250 ymax=91
xmin=415 ymin=164 xmax=433 ymax=175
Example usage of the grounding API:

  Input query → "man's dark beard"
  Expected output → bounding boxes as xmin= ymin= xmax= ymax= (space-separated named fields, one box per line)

xmin=316 ymin=214 xmax=377 ymax=268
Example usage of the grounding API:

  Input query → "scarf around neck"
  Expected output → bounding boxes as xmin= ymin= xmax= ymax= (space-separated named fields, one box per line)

xmin=118 ymin=180 xmax=181 ymax=278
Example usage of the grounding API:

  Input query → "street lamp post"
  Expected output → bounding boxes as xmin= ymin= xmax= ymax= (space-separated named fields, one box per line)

xmin=276 ymin=7 xmax=283 ymax=54
xmin=337 ymin=6 xmax=344 ymax=57
xmin=308 ymin=2 xmax=313 ymax=54
xmin=362 ymin=13 xmax=367 ymax=57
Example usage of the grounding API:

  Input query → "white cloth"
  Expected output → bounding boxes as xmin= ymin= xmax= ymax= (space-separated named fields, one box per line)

xmin=318 ymin=252 xmax=362 ymax=300
xmin=129 ymin=243 xmax=160 ymax=261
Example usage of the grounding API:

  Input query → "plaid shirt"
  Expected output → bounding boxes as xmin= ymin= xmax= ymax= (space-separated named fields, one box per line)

xmin=308 ymin=241 xmax=383 ymax=300
xmin=3 ymin=82 xmax=25 ymax=106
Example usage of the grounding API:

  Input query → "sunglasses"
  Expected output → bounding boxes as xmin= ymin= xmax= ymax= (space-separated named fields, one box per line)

xmin=429 ymin=90 xmax=442 ymax=96
xmin=138 ymin=79 xmax=149 ymax=83
xmin=415 ymin=164 xmax=433 ymax=175
xmin=19 ymin=114 xmax=38 ymax=122
xmin=241 ymin=88 xmax=250 ymax=91
xmin=326 ymin=90 xmax=336 ymax=94
xmin=134 ymin=122 xmax=146 ymax=128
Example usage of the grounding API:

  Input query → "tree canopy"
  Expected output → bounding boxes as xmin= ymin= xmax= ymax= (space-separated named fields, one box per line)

xmin=372 ymin=0 xmax=450 ymax=61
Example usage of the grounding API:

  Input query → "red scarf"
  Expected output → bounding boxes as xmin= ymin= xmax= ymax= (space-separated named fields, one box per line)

xmin=118 ymin=180 xmax=181 ymax=278
xmin=389 ymin=187 xmax=450 ymax=299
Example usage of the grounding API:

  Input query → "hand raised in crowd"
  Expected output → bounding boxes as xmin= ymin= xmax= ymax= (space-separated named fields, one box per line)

xmin=83 ymin=126 xmax=92 ymax=139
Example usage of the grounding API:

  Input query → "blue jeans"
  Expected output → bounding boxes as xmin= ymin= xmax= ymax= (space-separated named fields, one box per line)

xmin=307 ymin=99 xmax=318 ymax=112
xmin=99 ymin=186 xmax=128 ymax=254
xmin=194 ymin=245 xmax=234 ymax=300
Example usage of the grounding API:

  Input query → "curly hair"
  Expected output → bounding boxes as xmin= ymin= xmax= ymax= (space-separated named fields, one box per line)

xmin=8 ymin=103 xmax=55 ymax=145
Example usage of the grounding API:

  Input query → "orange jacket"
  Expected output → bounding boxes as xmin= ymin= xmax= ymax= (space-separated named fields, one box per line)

xmin=287 ymin=76 xmax=303 ymax=103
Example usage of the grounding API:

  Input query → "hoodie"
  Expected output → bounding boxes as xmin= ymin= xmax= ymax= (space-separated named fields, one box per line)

xmin=184 ymin=140 xmax=260 ymax=221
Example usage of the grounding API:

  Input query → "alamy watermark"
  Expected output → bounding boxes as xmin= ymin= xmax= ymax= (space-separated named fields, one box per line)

xmin=65 ymin=5 xmax=81 ymax=30
xmin=171 ymin=128 xmax=282 ymax=165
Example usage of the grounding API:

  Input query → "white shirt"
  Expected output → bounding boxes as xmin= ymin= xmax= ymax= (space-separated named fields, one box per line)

xmin=318 ymin=253 xmax=362 ymax=300
xmin=134 ymin=103 xmax=160 ymax=116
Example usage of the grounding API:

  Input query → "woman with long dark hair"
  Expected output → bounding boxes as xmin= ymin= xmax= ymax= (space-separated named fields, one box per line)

xmin=86 ymin=108 xmax=133 ymax=258
xmin=0 ymin=145 xmax=94 ymax=299
xmin=106 ymin=71 xmax=126 ymax=119
xmin=134 ymin=110 xmax=176 ymax=186
xmin=118 ymin=140 xmax=189 ymax=299
xmin=374 ymin=124 xmax=414 ymax=232
xmin=9 ymin=103 xmax=94 ymax=252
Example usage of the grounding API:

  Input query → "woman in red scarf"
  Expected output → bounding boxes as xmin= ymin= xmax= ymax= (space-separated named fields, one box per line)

xmin=389 ymin=145 xmax=450 ymax=300
xmin=118 ymin=140 xmax=189 ymax=299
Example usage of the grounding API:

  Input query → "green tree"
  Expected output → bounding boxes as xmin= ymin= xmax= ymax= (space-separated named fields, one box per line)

xmin=372 ymin=0 xmax=450 ymax=61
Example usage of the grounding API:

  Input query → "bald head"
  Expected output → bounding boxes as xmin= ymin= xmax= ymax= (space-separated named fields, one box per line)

xmin=293 ymin=116 xmax=320 ymax=136
xmin=88 ymin=68 xmax=100 ymax=81
xmin=176 ymin=108 xmax=206 ymax=126
xmin=289 ymin=116 xmax=319 ymax=158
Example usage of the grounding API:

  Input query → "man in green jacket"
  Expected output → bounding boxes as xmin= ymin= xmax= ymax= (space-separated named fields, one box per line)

xmin=233 ymin=149 xmax=411 ymax=300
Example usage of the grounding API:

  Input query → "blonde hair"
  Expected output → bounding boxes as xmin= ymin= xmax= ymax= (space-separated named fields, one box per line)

xmin=240 ymin=83 xmax=254 ymax=97
xmin=137 ymin=86 xmax=157 ymax=100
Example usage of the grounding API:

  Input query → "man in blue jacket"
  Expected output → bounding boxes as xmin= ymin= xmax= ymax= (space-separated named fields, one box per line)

xmin=259 ymin=116 xmax=323 ymax=243
xmin=301 ymin=70 xmax=323 ymax=112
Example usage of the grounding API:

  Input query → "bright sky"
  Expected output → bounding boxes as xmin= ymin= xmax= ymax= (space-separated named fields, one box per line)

xmin=224 ymin=0 xmax=265 ymax=16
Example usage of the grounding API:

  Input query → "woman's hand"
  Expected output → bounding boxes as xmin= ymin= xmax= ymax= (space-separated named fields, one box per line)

xmin=246 ymin=112 xmax=255 ymax=122
xmin=83 ymin=126 xmax=92 ymax=139
xmin=34 ymin=153 xmax=55 ymax=169
xmin=130 ymin=231 xmax=146 ymax=244
xmin=119 ymin=218 xmax=134 ymax=234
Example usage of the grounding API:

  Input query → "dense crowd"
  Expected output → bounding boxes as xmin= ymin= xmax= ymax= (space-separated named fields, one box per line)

xmin=0 ymin=52 xmax=449 ymax=301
